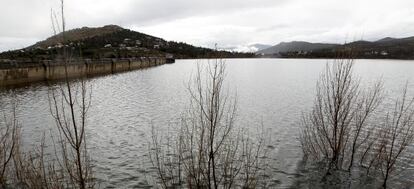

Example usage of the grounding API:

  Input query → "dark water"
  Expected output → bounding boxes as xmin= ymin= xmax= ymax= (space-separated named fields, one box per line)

xmin=1 ymin=58 xmax=414 ymax=188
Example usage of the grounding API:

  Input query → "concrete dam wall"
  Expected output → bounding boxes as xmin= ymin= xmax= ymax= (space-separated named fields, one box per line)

xmin=0 ymin=57 xmax=167 ymax=86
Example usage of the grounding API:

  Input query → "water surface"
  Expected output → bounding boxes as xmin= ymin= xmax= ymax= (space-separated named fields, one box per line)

xmin=1 ymin=58 xmax=414 ymax=188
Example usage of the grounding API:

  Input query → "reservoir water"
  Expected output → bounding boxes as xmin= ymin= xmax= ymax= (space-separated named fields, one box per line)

xmin=1 ymin=58 xmax=414 ymax=188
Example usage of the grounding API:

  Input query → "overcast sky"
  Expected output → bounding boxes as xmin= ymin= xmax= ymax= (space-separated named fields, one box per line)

xmin=1 ymin=0 xmax=414 ymax=52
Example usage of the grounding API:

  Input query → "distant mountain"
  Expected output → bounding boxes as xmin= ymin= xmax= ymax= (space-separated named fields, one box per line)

xmin=258 ymin=36 xmax=414 ymax=59
xmin=376 ymin=37 xmax=396 ymax=42
xmin=337 ymin=36 xmax=414 ymax=59
xmin=1 ymin=25 xmax=253 ymax=60
xmin=3 ymin=25 xmax=414 ymax=60
xmin=257 ymin=41 xmax=339 ymax=55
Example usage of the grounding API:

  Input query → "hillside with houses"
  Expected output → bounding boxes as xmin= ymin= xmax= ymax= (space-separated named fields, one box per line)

xmin=0 ymin=25 xmax=254 ymax=61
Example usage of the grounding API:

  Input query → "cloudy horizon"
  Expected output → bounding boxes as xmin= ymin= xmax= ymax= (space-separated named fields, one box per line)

xmin=1 ymin=0 xmax=414 ymax=52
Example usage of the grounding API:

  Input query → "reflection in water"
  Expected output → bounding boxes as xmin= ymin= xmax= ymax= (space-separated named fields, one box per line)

xmin=0 ymin=58 xmax=413 ymax=188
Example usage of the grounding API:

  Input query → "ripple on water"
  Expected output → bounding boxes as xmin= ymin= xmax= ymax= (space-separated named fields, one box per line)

xmin=1 ymin=59 xmax=414 ymax=188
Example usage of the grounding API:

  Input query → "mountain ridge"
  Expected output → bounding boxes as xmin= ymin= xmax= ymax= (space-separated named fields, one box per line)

xmin=29 ymin=25 xmax=124 ymax=49
xmin=257 ymin=41 xmax=339 ymax=55
xmin=0 ymin=25 xmax=253 ymax=60
xmin=258 ymin=36 xmax=414 ymax=59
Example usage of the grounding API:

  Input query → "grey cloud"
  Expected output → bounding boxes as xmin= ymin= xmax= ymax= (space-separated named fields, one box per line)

xmin=256 ymin=24 xmax=290 ymax=32
xmin=120 ymin=0 xmax=291 ymax=26
xmin=1 ymin=0 xmax=414 ymax=52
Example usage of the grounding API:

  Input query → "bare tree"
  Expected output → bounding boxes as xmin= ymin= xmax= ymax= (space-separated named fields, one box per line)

xmin=300 ymin=58 xmax=383 ymax=172
xmin=49 ymin=78 xmax=93 ymax=188
xmin=301 ymin=58 xmax=414 ymax=188
xmin=0 ymin=100 xmax=19 ymax=187
xmin=12 ymin=134 xmax=65 ymax=189
xmin=0 ymin=99 xmax=67 ymax=189
xmin=47 ymin=0 xmax=94 ymax=188
xmin=375 ymin=85 xmax=414 ymax=188
xmin=150 ymin=60 xmax=266 ymax=188
xmin=347 ymin=81 xmax=383 ymax=171
xmin=0 ymin=1 xmax=93 ymax=188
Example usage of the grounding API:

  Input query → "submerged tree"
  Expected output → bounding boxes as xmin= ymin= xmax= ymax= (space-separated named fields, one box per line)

xmin=0 ymin=100 xmax=19 ymax=187
xmin=0 ymin=100 xmax=65 ymax=189
xmin=12 ymin=133 xmax=66 ymax=189
xmin=300 ymin=58 xmax=383 ymax=171
xmin=150 ymin=60 xmax=267 ymax=188
xmin=300 ymin=58 xmax=414 ymax=188
xmin=376 ymin=86 xmax=414 ymax=188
